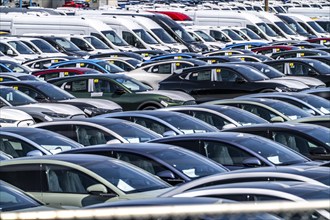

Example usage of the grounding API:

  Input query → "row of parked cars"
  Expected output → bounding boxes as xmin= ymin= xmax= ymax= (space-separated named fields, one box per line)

xmin=0 ymin=7 xmax=329 ymax=219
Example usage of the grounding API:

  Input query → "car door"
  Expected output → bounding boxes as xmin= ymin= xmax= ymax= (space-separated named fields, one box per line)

xmin=61 ymin=79 xmax=91 ymax=98
xmin=0 ymin=135 xmax=43 ymax=158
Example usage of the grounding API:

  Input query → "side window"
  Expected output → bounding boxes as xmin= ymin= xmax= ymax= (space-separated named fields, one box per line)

xmin=191 ymin=110 xmax=232 ymax=130
xmin=174 ymin=62 xmax=193 ymax=71
xmin=0 ymin=135 xmax=37 ymax=158
xmin=217 ymin=69 xmax=240 ymax=82
xmin=202 ymin=141 xmax=253 ymax=166
xmin=188 ymin=70 xmax=212 ymax=81
xmin=131 ymin=117 xmax=171 ymax=136
xmin=43 ymin=164 xmax=102 ymax=194
xmin=71 ymin=38 xmax=91 ymax=51
xmin=22 ymin=41 xmax=38 ymax=53
xmin=43 ymin=72 xmax=61 ymax=81
xmin=40 ymin=124 xmax=77 ymax=142
xmin=0 ymin=164 xmax=46 ymax=192
xmin=161 ymin=140 xmax=203 ymax=155
xmin=122 ymin=31 xmax=144 ymax=49
xmin=91 ymin=33 xmax=111 ymax=48
xmin=210 ymin=31 xmax=229 ymax=42
xmin=67 ymin=80 xmax=88 ymax=92
xmin=258 ymin=49 xmax=272 ymax=55
xmin=111 ymin=61 xmax=132 ymax=71
xmin=240 ymin=104 xmax=277 ymax=122
xmin=114 ymin=152 xmax=168 ymax=176
xmin=288 ymin=63 xmax=311 ymax=76
xmin=93 ymin=79 xmax=113 ymax=93
xmin=74 ymin=125 xmax=118 ymax=146
xmin=189 ymin=33 xmax=201 ymax=42
xmin=16 ymin=86 xmax=46 ymax=101
xmin=150 ymin=63 xmax=172 ymax=74
xmin=270 ymin=63 xmax=284 ymax=73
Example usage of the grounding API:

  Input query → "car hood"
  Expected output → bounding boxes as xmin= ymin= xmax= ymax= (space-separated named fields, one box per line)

xmin=281 ymin=76 xmax=325 ymax=88
xmin=0 ymin=108 xmax=33 ymax=121
xmin=137 ymin=90 xmax=195 ymax=101
xmin=259 ymin=79 xmax=309 ymax=90
xmin=12 ymin=205 xmax=57 ymax=213
xmin=59 ymin=98 xmax=122 ymax=110
xmin=21 ymin=103 xmax=85 ymax=115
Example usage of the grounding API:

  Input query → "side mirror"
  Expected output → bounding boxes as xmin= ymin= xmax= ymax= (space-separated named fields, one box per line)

xmin=221 ymin=123 xmax=237 ymax=130
xmin=270 ymin=116 xmax=285 ymax=123
xmin=162 ymin=131 xmax=177 ymax=137
xmin=310 ymin=147 xmax=327 ymax=156
xmin=156 ymin=170 xmax=184 ymax=184
xmin=27 ymin=150 xmax=43 ymax=157
xmin=114 ymin=88 xmax=126 ymax=95
xmin=242 ymin=157 xmax=262 ymax=167
xmin=87 ymin=184 xmax=116 ymax=198
xmin=6 ymin=49 xmax=14 ymax=56
xmin=106 ymin=139 xmax=122 ymax=144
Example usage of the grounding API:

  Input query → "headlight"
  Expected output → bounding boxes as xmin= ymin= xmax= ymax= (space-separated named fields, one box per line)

xmin=160 ymin=99 xmax=184 ymax=107
xmin=275 ymin=87 xmax=292 ymax=92
xmin=83 ymin=107 xmax=120 ymax=116
xmin=190 ymin=44 xmax=202 ymax=52
xmin=42 ymin=112 xmax=70 ymax=119
xmin=170 ymin=47 xmax=180 ymax=53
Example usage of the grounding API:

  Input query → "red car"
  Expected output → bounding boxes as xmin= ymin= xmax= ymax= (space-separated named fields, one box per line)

xmin=252 ymin=45 xmax=298 ymax=55
xmin=62 ymin=0 xmax=89 ymax=8
xmin=32 ymin=67 xmax=101 ymax=81
xmin=307 ymin=37 xmax=330 ymax=47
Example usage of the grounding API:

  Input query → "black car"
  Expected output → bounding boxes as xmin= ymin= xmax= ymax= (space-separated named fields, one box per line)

xmin=149 ymin=132 xmax=320 ymax=170
xmin=264 ymin=58 xmax=330 ymax=86
xmin=60 ymin=143 xmax=228 ymax=185
xmin=270 ymin=49 xmax=329 ymax=60
xmin=223 ymin=123 xmax=330 ymax=161
xmin=159 ymin=64 xmax=308 ymax=103
xmin=303 ymin=55 xmax=330 ymax=66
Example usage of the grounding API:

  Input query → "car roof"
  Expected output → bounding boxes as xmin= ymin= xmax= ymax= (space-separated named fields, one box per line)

xmin=48 ymin=73 xmax=129 ymax=82
xmin=224 ymin=122 xmax=324 ymax=132
xmin=0 ymin=80 xmax=48 ymax=86
xmin=0 ymin=72 xmax=30 ymax=77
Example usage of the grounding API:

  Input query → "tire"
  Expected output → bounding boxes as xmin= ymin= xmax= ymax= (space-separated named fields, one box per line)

xmin=141 ymin=105 xmax=160 ymax=110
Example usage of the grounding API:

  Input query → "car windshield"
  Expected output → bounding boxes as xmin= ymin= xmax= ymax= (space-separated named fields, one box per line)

xmin=303 ymin=127 xmax=330 ymax=147
xmin=240 ymin=28 xmax=262 ymax=40
xmin=157 ymin=114 xmax=218 ymax=134
xmin=221 ymin=107 xmax=268 ymax=125
xmin=285 ymin=20 xmax=309 ymax=35
xmin=84 ymin=159 xmax=169 ymax=193
xmin=238 ymin=66 xmax=270 ymax=81
xmin=152 ymin=28 xmax=177 ymax=44
xmin=305 ymin=60 xmax=330 ymax=75
xmin=115 ymin=77 xmax=151 ymax=92
xmin=133 ymin=29 xmax=159 ymax=45
xmin=172 ymin=27 xmax=196 ymax=43
xmin=307 ymin=21 xmax=326 ymax=33
xmin=267 ymin=101 xmax=312 ymax=120
xmin=36 ymin=83 xmax=75 ymax=101
xmin=102 ymin=30 xmax=129 ymax=46
xmin=97 ymin=61 xmax=125 ymax=73
xmin=54 ymin=38 xmax=81 ymax=51
xmin=31 ymin=39 xmax=59 ymax=53
xmin=195 ymin=30 xmax=216 ymax=42
xmin=12 ymin=129 xmax=82 ymax=153
xmin=299 ymin=95 xmax=330 ymax=115
xmin=0 ymin=183 xmax=41 ymax=212
xmin=274 ymin=22 xmax=297 ymax=35
xmin=256 ymin=23 xmax=278 ymax=37
xmin=1 ymin=61 xmax=30 ymax=73
xmin=234 ymin=136 xmax=309 ymax=165
xmin=149 ymin=147 xmax=227 ymax=179
xmin=221 ymin=29 xmax=244 ymax=41
xmin=248 ymin=64 xmax=284 ymax=78
xmin=0 ymin=87 xmax=36 ymax=106
xmin=102 ymin=122 xmax=161 ymax=143
xmin=8 ymin=41 xmax=35 ymax=54
xmin=84 ymin=36 xmax=109 ymax=49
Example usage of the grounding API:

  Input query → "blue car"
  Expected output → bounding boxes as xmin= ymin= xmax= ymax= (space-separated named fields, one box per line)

xmin=145 ymin=53 xmax=204 ymax=63
xmin=222 ymin=42 xmax=269 ymax=50
xmin=49 ymin=59 xmax=125 ymax=74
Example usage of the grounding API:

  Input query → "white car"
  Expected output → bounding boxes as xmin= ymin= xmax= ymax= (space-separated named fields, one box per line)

xmin=0 ymin=108 xmax=35 ymax=127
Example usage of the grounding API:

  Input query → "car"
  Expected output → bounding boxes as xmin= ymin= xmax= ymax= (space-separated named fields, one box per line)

xmin=0 ymin=108 xmax=35 ymax=127
xmin=223 ymin=123 xmax=330 ymax=161
xmin=49 ymin=59 xmax=126 ymax=74
xmin=230 ymin=61 xmax=325 ymax=88
xmin=33 ymin=118 xmax=162 ymax=146
xmin=303 ymin=55 xmax=330 ymax=66
xmin=300 ymin=87 xmax=330 ymax=101
xmin=159 ymin=104 xmax=269 ymax=130
xmin=203 ymin=49 xmax=253 ymax=57
xmin=145 ymin=53 xmax=204 ymax=62
xmin=0 ymin=154 xmax=171 ymax=207
xmin=48 ymin=74 xmax=196 ymax=111
xmin=206 ymin=98 xmax=312 ymax=122
xmin=0 ymin=86 xmax=87 ymax=122
xmin=0 ymin=127 xmax=82 ymax=158
xmin=222 ymin=42 xmax=269 ymax=50
xmin=0 ymin=72 xmax=39 ymax=82
xmin=22 ymin=56 xmax=78 ymax=70
xmin=270 ymin=49 xmax=329 ymax=60
xmin=100 ymin=57 xmax=142 ymax=72
xmin=239 ymin=92 xmax=330 ymax=116
xmin=290 ymin=116 xmax=330 ymax=129
xmin=197 ymin=56 xmax=243 ymax=64
xmin=231 ymin=54 xmax=274 ymax=62
xmin=251 ymin=45 xmax=298 ymax=56
xmin=0 ymin=180 xmax=55 ymax=212
xmin=160 ymin=166 xmax=330 ymax=198
xmin=95 ymin=110 xmax=218 ymax=136
xmin=172 ymin=181 xmax=330 ymax=219
xmin=127 ymin=58 xmax=207 ymax=90
xmin=60 ymin=143 xmax=228 ymax=185
xmin=32 ymin=67 xmax=103 ymax=81
xmin=149 ymin=132 xmax=320 ymax=170
xmin=264 ymin=58 xmax=330 ymax=86
xmin=159 ymin=64 xmax=308 ymax=103
xmin=0 ymin=81 xmax=122 ymax=117
xmin=0 ymin=59 xmax=31 ymax=73
xmin=89 ymin=51 xmax=144 ymax=62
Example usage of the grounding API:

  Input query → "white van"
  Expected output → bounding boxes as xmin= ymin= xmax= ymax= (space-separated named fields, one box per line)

xmin=279 ymin=13 xmax=329 ymax=38
xmin=247 ymin=11 xmax=307 ymax=41
xmin=185 ymin=10 xmax=286 ymax=42
xmin=184 ymin=26 xmax=225 ymax=50
xmin=68 ymin=35 xmax=116 ymax=54
xmin=87 ymin=15 xmax=171 ymax=51
xmin=229 ymin=26 xmax=269 ymax=43
xmin=288 ymin=7 xmax=330 ymax=19
xmin=9 ymin=15 xmax=137 ymax=51
xmin=132 ymin=16 xmax=189 ymax=53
